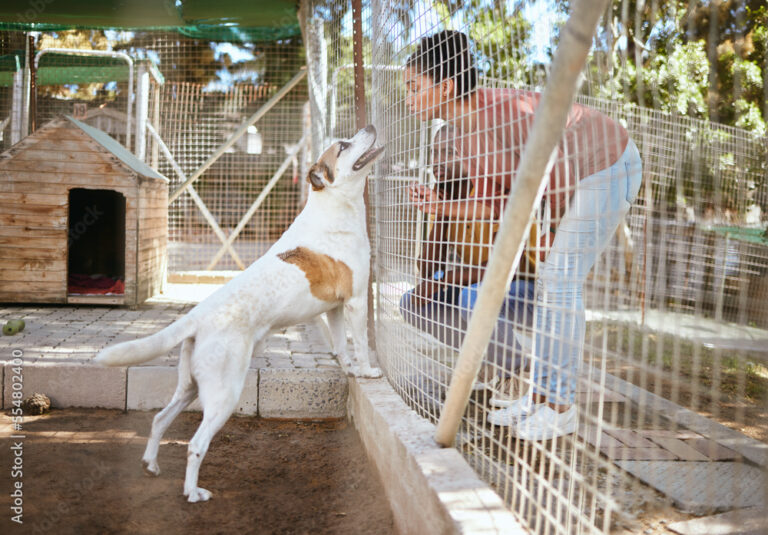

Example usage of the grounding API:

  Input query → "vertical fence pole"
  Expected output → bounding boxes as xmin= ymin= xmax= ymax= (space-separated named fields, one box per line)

xmin=11 ymin=63 xmax=24 ymax=144
xmin=434 ymin=0 xmax=612 ymax=447
xmin=352 ymin=0 xmax=367 ymax=129
xmin=135 ymin=63 xmax=150 ymax=160
xmin=19 ymin=33 xmax=30 ymax=139
xmin=27 ymin=34 xmax=36 ymax=133
xmin=352 ymin=0 xmax=377 ymax=354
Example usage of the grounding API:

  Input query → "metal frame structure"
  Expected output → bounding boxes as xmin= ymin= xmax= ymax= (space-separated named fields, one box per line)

xmin=34 ymin=48 xmax=134 ymax=150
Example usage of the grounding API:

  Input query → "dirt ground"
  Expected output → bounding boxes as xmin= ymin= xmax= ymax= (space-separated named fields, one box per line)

xmin=0 ymin=409 xmax=398 ymax=535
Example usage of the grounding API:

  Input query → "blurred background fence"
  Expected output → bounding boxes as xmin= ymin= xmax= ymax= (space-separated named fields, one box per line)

xmin=0 ymin=27 xmax=309 ymax=273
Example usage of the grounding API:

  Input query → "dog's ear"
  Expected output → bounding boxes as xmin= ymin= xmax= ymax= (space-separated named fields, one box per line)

xmin=307 ymin=163 xmax=329 ymax=191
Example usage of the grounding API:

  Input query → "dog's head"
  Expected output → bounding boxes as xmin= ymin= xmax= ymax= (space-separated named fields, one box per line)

xmin=307 ymin=125 xmax=384 ymax=193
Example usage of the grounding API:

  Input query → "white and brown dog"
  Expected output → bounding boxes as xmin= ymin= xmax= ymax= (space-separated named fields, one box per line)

xmin=94 ymin=125 xmax=384 ymax=502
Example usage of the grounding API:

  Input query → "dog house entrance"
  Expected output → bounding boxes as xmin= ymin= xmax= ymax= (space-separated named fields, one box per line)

xmin=67 ymin=188 xmax=126 ymax=305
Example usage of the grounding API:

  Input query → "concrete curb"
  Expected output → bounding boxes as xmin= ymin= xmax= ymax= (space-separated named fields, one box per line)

xmin=4 ymin=361 xmax=126 ymax=409
xmin=259 ymin=368 xmax=348 ymax=419
xmin=347 ymin=377 xmax=524 ymax=535
xmin=2 ymin=361 xmax=347 ymax=420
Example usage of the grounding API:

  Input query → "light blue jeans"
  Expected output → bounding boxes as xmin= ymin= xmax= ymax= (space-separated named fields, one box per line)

xmin=532 ymin=139 xmax=642 ymax=405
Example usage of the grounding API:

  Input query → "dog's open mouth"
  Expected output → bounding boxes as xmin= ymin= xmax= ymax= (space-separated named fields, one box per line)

xmin=353 ymin=144 xmax=385 ymax=171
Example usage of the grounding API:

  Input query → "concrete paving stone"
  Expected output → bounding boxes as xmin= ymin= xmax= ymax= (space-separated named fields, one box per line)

xmin=110 ymin=334 xmax=145 ymax=343
xmin=264 ymin=347 xmax=291 ymax=357
xmin=306 ymin=346 xmax=332 ymax=355
xmin=646 ymin=437 xmax=710 ymax=462
xmin=615 ymin=460 xmax=768 ymax=514
xmin=292 ymin=362 xmax=318 ymax=369
xmin=259 ymin=368 xmax=347 ymax=419
xmin=574 ymin=379 xmax=628 ymax=403
xmin=3 ymin=361 xmax=126 ymax=409
xmin=601 ymin=446 xmax=678 ymax=461
xmin=668 ymin=507 xmax=768 ymax=535
xmin=81 ymin=328 xmax=111 ymax=335
xmin=578 ymin=425 xmax=624 ymax=449
xmin=266 ymin=358 xmax=294 ymax=369
xmin=684 ymin=438 xmax=741 ymax=461
xmin=291 ymin=357 xmax=320 ymax=368
xmin=640 ymin=429 xmax=703 ymax=440
xmin=604 ymin=428 xmax=657 ymax=448
xmin=291 ymin=352 xmax=324 ymax=359
xmin=250 ymin=357 xmax=268 ymax=369
xmin=283 ymin=331 xmax=305 ymax=342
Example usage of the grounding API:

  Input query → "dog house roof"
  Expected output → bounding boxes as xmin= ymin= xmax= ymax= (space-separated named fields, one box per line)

xmin=65 ymin=116 xmax=169 ymax=183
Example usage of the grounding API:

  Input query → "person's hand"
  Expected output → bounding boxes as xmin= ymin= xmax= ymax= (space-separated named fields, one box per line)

xmin=409 ymin=184 xmax=444 ymax=215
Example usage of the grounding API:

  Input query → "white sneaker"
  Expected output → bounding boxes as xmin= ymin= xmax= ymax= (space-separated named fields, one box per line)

xmin=487 ymin=392 xmax=541 ymax=426
xmin=512 ymin=404 xmax=578 ymax=440
xmin=489 ymin=377 xmax=515 ymax=408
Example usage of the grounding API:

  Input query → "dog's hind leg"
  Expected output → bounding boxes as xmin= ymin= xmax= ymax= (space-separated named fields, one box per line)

xmin=183 ymin=337 xmax=251 ymax=503
xmin=311 ymin=314 xmax=333 ymax=353
xmin=142 ymin=337 xmax=197 ymax=476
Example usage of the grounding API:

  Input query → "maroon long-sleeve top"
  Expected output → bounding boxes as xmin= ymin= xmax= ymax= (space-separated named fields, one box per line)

xmin=456 ymin=88 xmax=629 ymax=219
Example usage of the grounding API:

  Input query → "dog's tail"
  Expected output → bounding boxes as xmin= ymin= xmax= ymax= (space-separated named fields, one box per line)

xmin=94 ymin=316 xmax=196 ymax=367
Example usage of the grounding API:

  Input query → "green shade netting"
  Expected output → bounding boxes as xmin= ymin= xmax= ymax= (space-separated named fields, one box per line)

xmin=0 ymin=52 xmax=162 ymax=87
xmin=0 ymin=0 xmax=302 ymax=87
xmin=0 ymin=0 xmax=300 ymax=41
xmin=710 ymin=226 xmax=768 ymax=247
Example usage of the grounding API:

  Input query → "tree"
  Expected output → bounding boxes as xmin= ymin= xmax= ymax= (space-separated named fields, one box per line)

xmin=590 ymin=0 xmax=768 ymax=135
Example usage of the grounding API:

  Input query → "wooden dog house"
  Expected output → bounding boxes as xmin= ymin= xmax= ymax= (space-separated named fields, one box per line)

xmin=0 ymin=116 xmax=168 ymax=305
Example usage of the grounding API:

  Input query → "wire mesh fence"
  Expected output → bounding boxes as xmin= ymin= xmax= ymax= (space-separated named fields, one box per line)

xmin=305 ymin=0 xmax=768 ymax=532
xmin=0 ymin=1 xmax=767 ymax=532
xmin=0 ymin=29 xmax=309 ymax=273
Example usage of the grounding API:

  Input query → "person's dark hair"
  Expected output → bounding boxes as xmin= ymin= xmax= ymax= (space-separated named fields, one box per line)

xmin=406 ymin=30 xmax=477 ymax=99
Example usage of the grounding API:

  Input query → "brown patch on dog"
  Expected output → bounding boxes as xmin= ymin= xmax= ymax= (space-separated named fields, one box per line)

xmin=307 ymin=142 xmax=341 ymax=191
xmin=278 ymin=247 xmax=353 ymax=302
xmin=307 ymin=162 xmax=332 ymax=191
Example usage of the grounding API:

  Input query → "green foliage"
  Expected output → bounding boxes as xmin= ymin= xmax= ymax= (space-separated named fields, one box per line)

xmin=595 ymin=0 xmax=768 ymax=134
xmin=645 ymin=40 xmax=709 ymax=117
xmin=465 ymin=1 xmax=537 ymax=86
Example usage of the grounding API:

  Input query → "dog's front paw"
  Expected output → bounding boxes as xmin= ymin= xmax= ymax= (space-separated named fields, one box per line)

xmin=185 ymin=487 xmax=212 ymax=503
xmin=336 ymin=352 xmax=353 ymax=368
xmin=142 ymin=458 xmax=160 ymax=476
xmin=349 ymin=366 xmax=383 ymax=379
